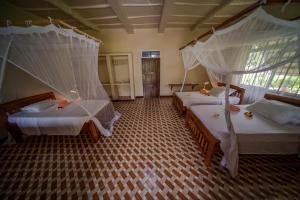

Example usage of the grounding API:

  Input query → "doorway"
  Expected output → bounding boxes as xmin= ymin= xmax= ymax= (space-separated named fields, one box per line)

xmin=142 ymin=58 xmax=160 ymax=98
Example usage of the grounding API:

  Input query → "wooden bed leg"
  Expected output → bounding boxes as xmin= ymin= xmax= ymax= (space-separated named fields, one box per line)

xmin=87 ymin=121 xmax=100 ymax=142
xmin=204 ymin=145 xmax=217 ymax=166
xmin=173 ymin=94 xmax=186 ymax=116
xmin=7 ymin=123 xmax=24 ymax=143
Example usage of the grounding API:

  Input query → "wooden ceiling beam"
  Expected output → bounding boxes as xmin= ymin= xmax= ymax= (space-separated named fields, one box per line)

xmin=44 ymin=0 xmax=101 ymax=32
xmin=70 ymin=4 xmax=110 ymax=9
xmin=123 ymin=3 xmax=163 ymax=6
xmin=106 ymin=0 xmax=134 ymax=34
xmin=174 ymin=1 xmax=257 ymax=6
xmin=158 ymin=0 xmax=174 ymax=33
xmin=24 ymin=8 xmax=58 ymax=11
xmin=191 ymin=0 xmax=233 ymax=31
xmin=86 ymin=16 xmax=117 ymax=20
xmin=128 ymin=15 xmax=160 ymax=19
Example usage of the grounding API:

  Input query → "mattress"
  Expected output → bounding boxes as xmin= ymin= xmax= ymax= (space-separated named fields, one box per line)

xmin=190 ymin=105 xmax=300 ymax=154
xmin=8 ymin=100 xmax=110 ymax=136
xmin=175 ymin=92 xmax=240 ymax=108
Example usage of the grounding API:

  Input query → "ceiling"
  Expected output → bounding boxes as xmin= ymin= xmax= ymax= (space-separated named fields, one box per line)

xmin=6 ymin=0 xmax=300 ymax=33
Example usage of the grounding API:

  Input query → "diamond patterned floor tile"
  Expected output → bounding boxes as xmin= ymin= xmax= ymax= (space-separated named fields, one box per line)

xmin=0 ymin=98 xmax=299 ymax=199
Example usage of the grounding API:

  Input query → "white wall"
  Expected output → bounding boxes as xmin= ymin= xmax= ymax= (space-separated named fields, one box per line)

xmin=89 ymin=28 xmax=209 ymax=96
xmin=1 ymin=63 xmax=65 ymax=102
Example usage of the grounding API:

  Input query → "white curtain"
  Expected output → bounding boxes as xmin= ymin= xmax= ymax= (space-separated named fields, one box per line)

xmin=180 ymin=7 xmax=300 ymax=176
xmin=0 ymin=24 xmax=120 ymax=137
xmin=179 ymin=46 xmax=199 ymax=91
xmin=179 ymin=45 xmax=223 ymax=89
xmin=206 ymin=69 xmax=223 ymax=87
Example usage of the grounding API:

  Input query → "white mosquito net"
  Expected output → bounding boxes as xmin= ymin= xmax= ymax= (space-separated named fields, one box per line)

xmin=0 ymin=24 xmax=120 ymax=137
xmin=180 ymin=7 xmax=300 ymax=176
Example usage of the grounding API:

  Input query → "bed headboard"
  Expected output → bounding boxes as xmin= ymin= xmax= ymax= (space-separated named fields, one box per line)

xmin=217 ymin=82 xmax=245 ymax=104
xmin=0 ymin=92 xmax=56 ymax=115
xmin=264 ymin=93 xmax=300 ymax=107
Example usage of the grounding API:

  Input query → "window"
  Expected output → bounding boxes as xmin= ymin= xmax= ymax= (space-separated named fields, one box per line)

xmin=142 ymin=51 xmax=160 ymax=58
xmin=240 ymin=36 xmax=299 ymax=96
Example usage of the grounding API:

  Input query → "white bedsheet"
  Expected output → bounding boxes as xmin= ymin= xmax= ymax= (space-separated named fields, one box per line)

xmin=191 ymin=104 xmax=300 ymax=168
xmin=175 ymin=92 xmax=240 ymax=108
xmin=190 ymin=104 xmax=300 ymax=175
xmin=191 ymin=105 xmax=300 ymax=153
xmin=8 ymin=100 xmax=109 ymax=136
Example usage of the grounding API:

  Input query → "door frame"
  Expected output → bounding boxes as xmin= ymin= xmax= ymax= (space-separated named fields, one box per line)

xmin=141 ymin=57 xmax=160 ymax=98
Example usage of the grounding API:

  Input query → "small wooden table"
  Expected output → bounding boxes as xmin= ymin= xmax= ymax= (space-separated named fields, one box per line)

xmin=168 ymin=83 xmax=199 ymax=92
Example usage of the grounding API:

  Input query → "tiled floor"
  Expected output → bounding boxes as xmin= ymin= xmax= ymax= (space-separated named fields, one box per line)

xmin=0 ymin=98 xmax=300 ymax=199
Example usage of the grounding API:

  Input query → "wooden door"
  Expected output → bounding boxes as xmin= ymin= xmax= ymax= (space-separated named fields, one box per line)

xmin=142 ymin=58 xmax=160 ymax=98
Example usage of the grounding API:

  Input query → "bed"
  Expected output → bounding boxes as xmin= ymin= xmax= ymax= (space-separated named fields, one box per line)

xmin=173 ymin=82 xmax=245 ymax=115
xmin=0 ymin=92 xmax=113 ymax=143
xmin=185 ymin=93 xmax=300 ymax=167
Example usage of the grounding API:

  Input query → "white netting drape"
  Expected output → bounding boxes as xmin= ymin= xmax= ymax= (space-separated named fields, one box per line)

xmin=0 ymin=24 xmax=120 ymax=137
xmin=180 ymin=8 xmax=300 ymax=176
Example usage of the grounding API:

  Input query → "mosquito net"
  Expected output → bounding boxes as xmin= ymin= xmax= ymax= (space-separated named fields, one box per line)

xmin=180 ymin=7 xmax=300 ymax=176
xmin=0 ymin=24 xmax=120 ymax=137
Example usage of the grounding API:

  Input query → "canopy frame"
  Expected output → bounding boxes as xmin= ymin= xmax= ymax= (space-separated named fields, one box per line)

xmin=179 ymin=0 xmax=300 ymax=50
xmin=179 ymin=6 xmax=300 ymax=177
xmin=0 ymin=21 xmax=120 ymax=138
xmin=0 ymin=19 xmax=102 ymax=44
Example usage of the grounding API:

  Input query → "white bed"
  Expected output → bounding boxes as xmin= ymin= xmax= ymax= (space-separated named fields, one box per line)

xmin=190 ymin=104 xmax=300 ymax=154
xmin=8 ymin=100 xmax=110 ymax=136
xmin=175 ymin=91 xmax=241 ymax=108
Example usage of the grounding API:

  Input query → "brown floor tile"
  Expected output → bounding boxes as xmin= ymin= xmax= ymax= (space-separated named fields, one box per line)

xmin=0 ymin=98 xmax=299 ymax=199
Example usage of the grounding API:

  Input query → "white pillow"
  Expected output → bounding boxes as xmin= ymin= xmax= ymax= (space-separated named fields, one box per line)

xmin=209 ymin=87 xmax=237 ymax=97
xmin=21 ymin=99 xmax=58 ymax=112
xmin=209 ymin=87 xmax=225 ymax=97
xmin=246 ymin=98 xmax=300 ymax=125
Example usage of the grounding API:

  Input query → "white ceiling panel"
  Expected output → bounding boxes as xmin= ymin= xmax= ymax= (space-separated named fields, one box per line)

xmin=166 ymin=23 xmax=192 ymax=28
xmin=205 ymin=16 xmax=230 ymax=24
xmin=28 ymin=9 xmax=76 ymax=20
xmin=75 ymin=7 xmax=116 ymax=18
xmin=6 ymin=0 xmax=299 ymax=33
xmin=122 ymin=0 xmax=163 ymax=5
xmin=174 ymin=0 xmax=223 ymax=5
xmin=129 ymin=16 xmax=160 ymax=24
xmin=230 ymin=0 xmax=257 ymax=5
xmin=8 ymin=0 xmax=55 ymax=8
xmin=214 ymin=4 xmax=251 ymax=16
xmin=133 ymin=24 xmax=158 ymax=29
xmin=97 ymin=24 xmax=123 ymax=29
xmin=89 ymin=18 xmax=120 ymax=25
xmin=172 ymin=4 xmax=216 ymax=16
xmin=124 ymin=6 xmax=162 ymax=16
xmin=168 ymin=15 xmax=200 ymax=23
xmin=63 ymin=0 xmax=108 ymax=7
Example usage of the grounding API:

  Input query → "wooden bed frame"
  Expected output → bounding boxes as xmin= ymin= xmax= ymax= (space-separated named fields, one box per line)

xmin=173 ymin=82 xmax=245 ymax=115
xmin=185 ymin=93 xmax=300 ymax=167
xmin=0 ymin=92 xmax=101 ymax=143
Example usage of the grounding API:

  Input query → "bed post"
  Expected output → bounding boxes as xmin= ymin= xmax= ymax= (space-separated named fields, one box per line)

xmin=239 ymin=89 xmax=245 ymax=104
xmin=0 ymin=109 xmax=24 ymax=143
xmin=173 ymin=94 xmax=186 ymax=115
xmin=85 ymin=120 xmax=101 ymax=142
xmin=6 ymin=123 xmax=24 ymax=143
xmin=217 ymin=82 xmax=245 ymax=104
